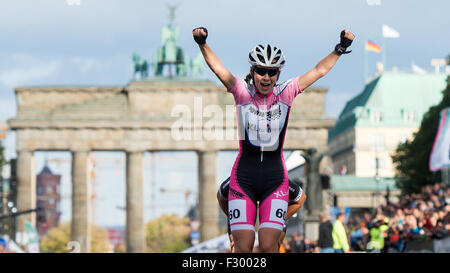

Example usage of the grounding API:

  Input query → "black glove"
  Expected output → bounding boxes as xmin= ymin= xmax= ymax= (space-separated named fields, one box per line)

xmin=193 ymin=27 xmax=208 ymax=45
xmin=335 ymin=30 xmax=353 ymax=55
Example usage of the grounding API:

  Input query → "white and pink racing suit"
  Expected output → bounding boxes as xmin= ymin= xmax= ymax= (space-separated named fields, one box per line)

xmin=227 ymin=76 xmax=303 ymax=232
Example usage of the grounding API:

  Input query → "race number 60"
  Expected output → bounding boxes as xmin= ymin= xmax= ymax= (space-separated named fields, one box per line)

xmin=228 ymin=199 xmax=247 ymax=224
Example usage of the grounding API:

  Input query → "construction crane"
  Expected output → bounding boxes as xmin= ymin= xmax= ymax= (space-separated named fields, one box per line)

xmin=86 ymin=154 xmax=122 ymax=226
xmin=159 ymin=187 xmax=192 ymax=216
xmin=89 ymin=156 xmax=97 ymax=225
xmin=115 ymin=188 xmax=192 ymax=218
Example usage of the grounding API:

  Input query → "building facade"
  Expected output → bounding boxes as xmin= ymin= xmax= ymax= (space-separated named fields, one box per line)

xmin=328 ymin=72 xmax=448 ymax=209
xmin=36 ymin=164 xmax=61 ymax=237
xmin=329 ymin=72 xmax=447 ymax=178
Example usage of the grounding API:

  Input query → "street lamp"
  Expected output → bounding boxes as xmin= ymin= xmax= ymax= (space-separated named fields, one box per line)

xmin=375 ymin=157 xmax=381 ymax=208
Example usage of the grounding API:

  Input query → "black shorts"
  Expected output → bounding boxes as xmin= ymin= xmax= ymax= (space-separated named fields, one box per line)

xmin=219 ymin=176 xmax=303 ymax=204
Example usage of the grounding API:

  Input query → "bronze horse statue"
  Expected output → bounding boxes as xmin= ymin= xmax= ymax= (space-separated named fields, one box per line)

xmin=132 ymin=52 xmax=149 ymax=80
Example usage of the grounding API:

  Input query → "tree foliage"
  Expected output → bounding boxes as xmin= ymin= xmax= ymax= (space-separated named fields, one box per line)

xmin=392 ymin=72 xmax=450 ymax=194
xmin=145 ymin=214 xmax=191 ymax=253
xmin=0 ymin=140 xmax=5 ymax=173
xmin=39 ymin=222 xmax=113 ymax=253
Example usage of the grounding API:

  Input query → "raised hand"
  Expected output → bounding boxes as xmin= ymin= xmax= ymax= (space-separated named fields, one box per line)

xmin=335 ymin=29 xmax=355 ymax=55
xmin=340 ymin=29 xmax=355 ymax=48
xmin=192 ymin=27 xmax=208 ymax=45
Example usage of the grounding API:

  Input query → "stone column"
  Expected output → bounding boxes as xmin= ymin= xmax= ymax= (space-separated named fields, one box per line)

xmin=16 ymin=150 xmax=36 ymax=233
xmin=71 ymin=151 xmax=91 ymax=253
xmin=126 ymin=151 xmax=145 ymax=253
xmin=304 ymin=214 xmax=320 ymax=241
xmin=197 ymin=150 xmax=219 ymax=242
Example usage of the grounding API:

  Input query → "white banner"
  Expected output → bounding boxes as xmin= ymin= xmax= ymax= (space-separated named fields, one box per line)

xmin=430 ymin=108 xmax=450 ymax=171
xmin=182 ymin=234 xmax=231 ymax=253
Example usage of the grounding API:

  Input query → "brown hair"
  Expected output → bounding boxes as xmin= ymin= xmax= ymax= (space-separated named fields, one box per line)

xmin=319 ymin=211 xmax=328 ymax=221
xmin=337 ymin=212 xmax=345 ymax=219
xmin=244 ymin=67 xmax=254 ymax=86
xmin=244 ymin=66 xmax=281 ymax=87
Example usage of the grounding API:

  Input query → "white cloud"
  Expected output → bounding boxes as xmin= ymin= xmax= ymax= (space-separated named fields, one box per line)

xmin=0 ymin=54 xmax=62 ymax=88
xmin=70 ymin=55 xmax=131 ymax=79
xmin=71 ymin=57 xmax=101 ymax=73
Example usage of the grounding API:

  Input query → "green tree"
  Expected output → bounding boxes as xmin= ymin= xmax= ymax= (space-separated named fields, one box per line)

xmin=392 ymin=70 xmax=450 ymax=194
xmin=39 ymin=222 xmax=113 ymax=253
xmin=145 ymin=214 xmax=191 ymax=253
xmin=0 ymin=140 xmax=5 ymax=174
xmin=0 ymin=140 xmax=7 ymax=233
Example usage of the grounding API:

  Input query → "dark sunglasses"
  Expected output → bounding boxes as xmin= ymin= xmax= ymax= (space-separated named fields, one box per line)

xmin=254 ymin=67 xmax=279 ymax=77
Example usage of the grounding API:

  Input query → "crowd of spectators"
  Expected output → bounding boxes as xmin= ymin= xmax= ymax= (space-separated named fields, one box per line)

xmin=281 ymin=182 xmax=450 ymax=253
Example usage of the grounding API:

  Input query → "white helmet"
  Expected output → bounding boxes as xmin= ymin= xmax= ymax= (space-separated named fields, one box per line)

xmin=248 ymin=44 xmax=286 ymax=68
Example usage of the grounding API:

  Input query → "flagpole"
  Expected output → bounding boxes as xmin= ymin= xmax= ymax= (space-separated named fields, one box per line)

xmin=364 ymin=40 xmax=368 ymax=82
xmin=382 ymin=36 xmax=387 ymax=70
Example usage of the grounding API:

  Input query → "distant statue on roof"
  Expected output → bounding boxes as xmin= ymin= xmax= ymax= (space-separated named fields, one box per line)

xmin=303 ymin=147 xmax=328 ymax=215
xmin=153 ymin=3 xmax=189 ymax=77
xmin=131 ymin=4 xmax=204 ymax=80
xmin=190 ymin=52 xmax=205 ymax=77
xmin=132 ymin=52 xmax=149 ymax=80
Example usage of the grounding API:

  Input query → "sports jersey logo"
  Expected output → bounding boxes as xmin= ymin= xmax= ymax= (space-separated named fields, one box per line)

xmin=248 ymin=106 xmax=281 ymax=120
xmin=238 ymin=103 xmax=289 ymax=151
xmin=273 ymin=190 xmax=288 ymax=199
xmin=229 ymin=187 xmax=245 ymax=199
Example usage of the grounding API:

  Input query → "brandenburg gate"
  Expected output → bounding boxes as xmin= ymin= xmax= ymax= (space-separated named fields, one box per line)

xmin=8 ymin=79 xmax=335 ymax=252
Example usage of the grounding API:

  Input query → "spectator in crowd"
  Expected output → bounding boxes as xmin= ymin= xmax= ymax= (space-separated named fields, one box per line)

xmin=303 ymin=238 xmax=311 ymax=252
xmin=318 ymin=211 xmax=334 ymax=253
xmin=303 ymin=239 xmax=320 ymax=253
xmin=283 ymin=238 xmax=292 ymax=253
xmin=376 ymin=182 xmax=449 ymax=252
xmin=332 ymin=212 xmax=350 ymax=253
xmin=362 ymin=211 xmax=372 ymax=227
xmin=350 ymin=221 xmax=369 ymax=251
xmin=279 ymin=238 xmax=289 ymax=253
xmin=290 ymin=232 xmax=306 ymax=253
xmin=385 ymin=222 xmax=402 ymax=252
xmin=367 ymin=211 xmax=389 ymax=252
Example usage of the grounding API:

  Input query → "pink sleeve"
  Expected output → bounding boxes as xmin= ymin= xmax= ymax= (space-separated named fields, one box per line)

xmin=279 ymin=77 xmax=304 ymax=106
xmin=227 ymin=77 xmax=251 ymax=105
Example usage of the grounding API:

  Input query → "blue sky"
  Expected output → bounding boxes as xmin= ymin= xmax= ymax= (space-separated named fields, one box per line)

xmin=1 ymin=0 xmax=450 ymax=227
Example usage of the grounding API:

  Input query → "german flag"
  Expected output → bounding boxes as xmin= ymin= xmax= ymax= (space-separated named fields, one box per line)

xmin=365 ymin=40 xmax=382 ymax=53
